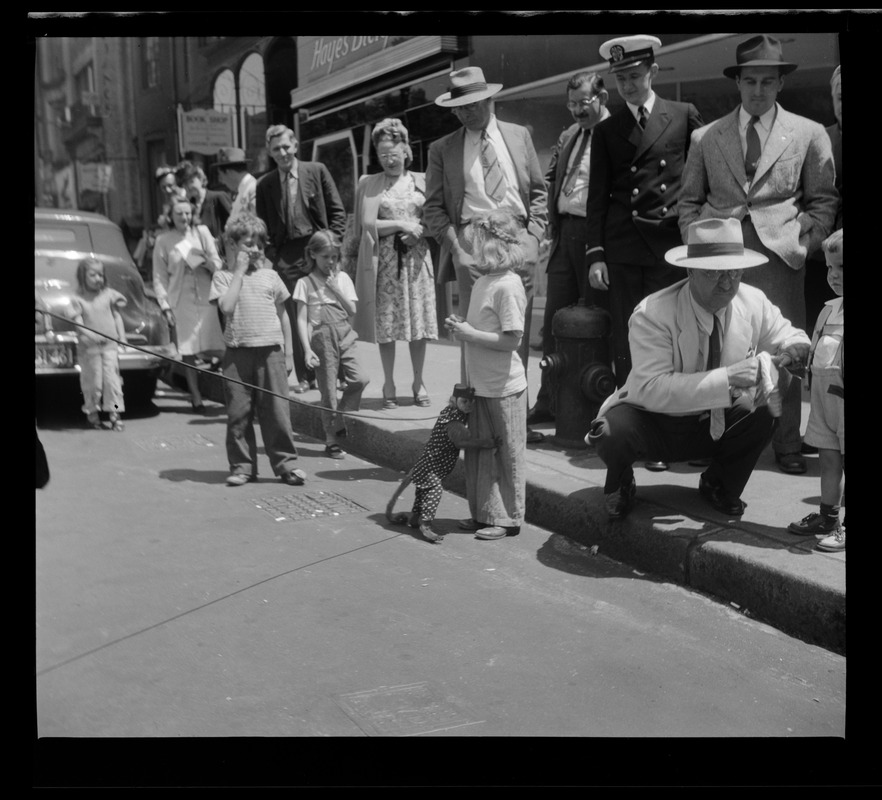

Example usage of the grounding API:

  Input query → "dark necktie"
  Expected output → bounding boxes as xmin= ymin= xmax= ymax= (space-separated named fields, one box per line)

xmin=562 ymin=130 xmax=590 ymax=196
xmin=706 ymin=314 xmax=721 ymax=370
xmin=480 ymin=129 xmax=507 ymax=203
xmin=707 ymin=314 xmax=725 ymax=440
xmin=745 ymin=115 xmax=761 ymax=182
xmin=637 ymin=105 xmax=648 ymax=130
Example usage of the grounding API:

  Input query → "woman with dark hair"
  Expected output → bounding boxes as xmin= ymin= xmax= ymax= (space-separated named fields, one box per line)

xmin=351 ymin=117 xmax=438 ymax=409
xmin=132 ymin=166 xmax=187 ymax=278
xmin=176 ymin=159 xmax=232 ymax=243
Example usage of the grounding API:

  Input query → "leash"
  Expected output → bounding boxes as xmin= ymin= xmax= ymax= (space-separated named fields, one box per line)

xmin=36 ymin=308 xmax=440 ymax=422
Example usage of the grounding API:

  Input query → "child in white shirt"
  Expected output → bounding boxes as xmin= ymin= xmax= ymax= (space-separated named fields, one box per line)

xmin=294 ymin=230 xmax=370 ymax=459
xmin=787 ymin=229 xmax=844 ymax=551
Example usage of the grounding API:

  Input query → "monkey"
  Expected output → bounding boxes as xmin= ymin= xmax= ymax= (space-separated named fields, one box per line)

xmin=386 ymin=383 xmax=500 ymax=543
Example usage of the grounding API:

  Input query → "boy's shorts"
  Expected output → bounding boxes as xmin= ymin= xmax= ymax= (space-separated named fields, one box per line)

xmin=803 ymin=369 xmax=844 ymax=453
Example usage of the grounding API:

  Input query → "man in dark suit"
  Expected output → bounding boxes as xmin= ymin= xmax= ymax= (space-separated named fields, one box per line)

xmin=424 ymin=66 xmax=548 ymax=441
xmin=585 ymin=35 xmax=704 ymax=472
xmin=528 ymin=71 xmax=611 ymax=425
xmin=586 ymin=36 xmax=704 ymax=392
xmin=255 ymin=125 xmax=346 ymax=391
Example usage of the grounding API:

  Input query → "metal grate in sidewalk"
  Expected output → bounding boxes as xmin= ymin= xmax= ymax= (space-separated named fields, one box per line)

xmin=252 ymin=490 xmax=368 ymax=522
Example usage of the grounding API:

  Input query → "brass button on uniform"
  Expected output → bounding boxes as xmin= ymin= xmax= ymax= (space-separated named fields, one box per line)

xmin=632 ymin=188 xmax=639 ymax=196
xmin=632 ymin=210 xmax=638 ymax=217
xmin=630 ymin=166 xmax=637 ymax=173
xmin=660 ymin=159 xmax=667 ymax=168
xmin=660 ymin=184 xmax=667 ymax=192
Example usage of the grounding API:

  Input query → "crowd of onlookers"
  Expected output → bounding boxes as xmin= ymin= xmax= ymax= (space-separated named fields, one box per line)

xmin=104 ymin=34 xmax=842 ymax=550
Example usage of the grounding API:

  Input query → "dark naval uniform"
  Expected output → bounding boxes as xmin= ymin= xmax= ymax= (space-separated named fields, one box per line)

xmin=586 ymin=96 xmax=704 ymax=387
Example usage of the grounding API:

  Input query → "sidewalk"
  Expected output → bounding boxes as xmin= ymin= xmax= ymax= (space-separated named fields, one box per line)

xmin=194 ymin=301 xmax=845 ymax=655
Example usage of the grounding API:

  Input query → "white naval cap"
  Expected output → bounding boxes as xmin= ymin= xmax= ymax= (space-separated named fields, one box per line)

xmin=599 ymin=35 xmax=662 ymax=72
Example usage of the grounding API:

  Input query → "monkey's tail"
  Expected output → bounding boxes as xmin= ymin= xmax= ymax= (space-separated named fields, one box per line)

xmin=386 ymin=468 xmax=418 ymax=526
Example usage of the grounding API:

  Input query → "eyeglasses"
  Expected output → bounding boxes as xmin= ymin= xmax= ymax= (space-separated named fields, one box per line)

xmin=566 ymin=95 xmax=600 ymax=110
xmin=697 ymin=269 xmax=744 ymax=283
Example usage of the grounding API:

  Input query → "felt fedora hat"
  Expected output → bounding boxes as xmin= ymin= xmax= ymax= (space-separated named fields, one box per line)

xmin=599 ymin=35 xmax=662 ymax=73
xmin=723 ymin=35 xmax=798 ymax=79
xmin=212 ymin=146 xmax=250 ymax=171
xmin=434 ymin=67 xmax=503 ymax=107
xmin=665 ymin=218 xmax=768 ymax=270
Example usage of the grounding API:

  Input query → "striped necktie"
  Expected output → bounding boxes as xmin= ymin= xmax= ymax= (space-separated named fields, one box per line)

xmin=562 ymin=130 xmax=589 ymax=196
xmin=480 ymin=129 xmax=508 ymax=203
xmin=637 ymin=105 xmax=648 ymax=130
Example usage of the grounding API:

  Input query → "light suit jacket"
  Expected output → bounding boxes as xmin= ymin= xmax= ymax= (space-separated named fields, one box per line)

xmin=423 ymin=119 xmax=548 ymax=284
xmin=351 ymin=170 xmax=427 ymax=343
xmin=678 ymin=105 xmax=838 ymax=269
xmin=597 ymin=278 xmax=810 ymax=419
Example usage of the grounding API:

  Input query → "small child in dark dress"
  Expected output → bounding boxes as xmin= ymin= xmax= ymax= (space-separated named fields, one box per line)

xmin=387 ymin=383 xmax=500 ymax=543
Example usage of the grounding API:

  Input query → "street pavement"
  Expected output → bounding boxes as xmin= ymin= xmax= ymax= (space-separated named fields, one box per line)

xmin=36 ymin=380 xmax=846 ymax=754
xmin=35 ymin=299 xmax=852 ymax=760
xmin=274 ymin=299 xmax=845 ymax=656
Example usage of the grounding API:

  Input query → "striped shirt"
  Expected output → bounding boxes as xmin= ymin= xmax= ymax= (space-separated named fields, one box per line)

xmin=210 ymin=266 xmax=289 ymax=348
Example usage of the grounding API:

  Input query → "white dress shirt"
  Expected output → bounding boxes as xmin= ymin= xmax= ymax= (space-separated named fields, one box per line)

xmin=461 ymin=115 xmax=527 ymax=223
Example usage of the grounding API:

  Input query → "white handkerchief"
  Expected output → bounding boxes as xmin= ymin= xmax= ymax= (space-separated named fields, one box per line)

xmin=174 ymin=238 xmax=193 ymax=261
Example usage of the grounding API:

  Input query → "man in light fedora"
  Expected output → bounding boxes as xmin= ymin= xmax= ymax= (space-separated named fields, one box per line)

xmin=213 ymin=146 xmax=257 ymax=269
xmin=424 ymin=66 xmax=547 ymax=440
xmin=678 ymin=34 xmax=838 ymax=476
xmin=587 ymin=218 xmax=810 ymax=521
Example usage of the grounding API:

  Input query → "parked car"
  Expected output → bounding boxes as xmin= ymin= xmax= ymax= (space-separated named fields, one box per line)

xmin=35 ymin=207 xmax=175 ymax=409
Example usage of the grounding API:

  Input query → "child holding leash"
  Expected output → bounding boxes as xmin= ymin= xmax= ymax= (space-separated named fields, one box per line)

xmin=444 ymin=209 xmax=530 ymax=541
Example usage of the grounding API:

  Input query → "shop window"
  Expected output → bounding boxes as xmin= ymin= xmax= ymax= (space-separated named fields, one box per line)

xmin=312 ymin=131 xmax=358 ymax=219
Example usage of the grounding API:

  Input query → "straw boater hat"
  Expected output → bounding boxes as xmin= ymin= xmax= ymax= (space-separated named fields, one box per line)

xmin=434 ymin=67 xmax=503 ymax=107
xmin=211 ymin=146 xmax=250 ymax=172
xmin=665 ymin=218 xmax=769 ymax=270
xmin=598 ymin=35 xmax=662 ymax=73
xmin=723 ymin=35 xmax=798 ymax=79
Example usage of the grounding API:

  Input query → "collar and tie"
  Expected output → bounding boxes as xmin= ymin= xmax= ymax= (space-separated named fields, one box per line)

xmin=480 ymin=129 xmax=508 ymax=203
xmin=637 ymin=105 xmax=648 ymax=130
xmin=744 ymin=115 xmax=762 ymax=182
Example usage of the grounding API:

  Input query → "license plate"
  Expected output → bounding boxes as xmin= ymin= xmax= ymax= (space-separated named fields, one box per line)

xmin=35 ymin=341 xmax=77 ymax=368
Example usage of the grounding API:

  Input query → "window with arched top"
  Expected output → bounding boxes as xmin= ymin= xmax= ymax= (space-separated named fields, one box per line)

xmin=238 ymin=53 xmax=267 ymax=161
xmin=213 ymin=69 xmax=237 ymax=116
xmin=211 ymin=56 xmax=267 ymax=158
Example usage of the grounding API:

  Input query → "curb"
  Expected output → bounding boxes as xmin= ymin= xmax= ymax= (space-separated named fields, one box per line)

xmin=286 ymin=397 xmax=845 ymax=656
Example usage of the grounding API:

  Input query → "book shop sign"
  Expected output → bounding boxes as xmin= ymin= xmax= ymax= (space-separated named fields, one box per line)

xmin=179 ymin=107 xmax=235 ymax=156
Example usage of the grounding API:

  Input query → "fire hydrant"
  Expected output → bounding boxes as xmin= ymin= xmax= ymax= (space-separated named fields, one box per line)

xmin=539 ymin=299 xmax=616 ymax=448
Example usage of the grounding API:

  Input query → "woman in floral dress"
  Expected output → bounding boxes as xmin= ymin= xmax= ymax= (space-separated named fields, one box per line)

xmin=352 ymin=118 xmax=438 ymax=409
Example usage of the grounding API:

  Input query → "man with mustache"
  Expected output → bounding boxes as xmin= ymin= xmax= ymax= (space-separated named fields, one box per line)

xmin=528 ymin=71 xmax=611 ymax=427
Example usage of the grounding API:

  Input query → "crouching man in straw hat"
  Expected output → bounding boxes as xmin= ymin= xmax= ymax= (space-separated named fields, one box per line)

xmin=586 ymin=218 xmax=810 ymax=521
